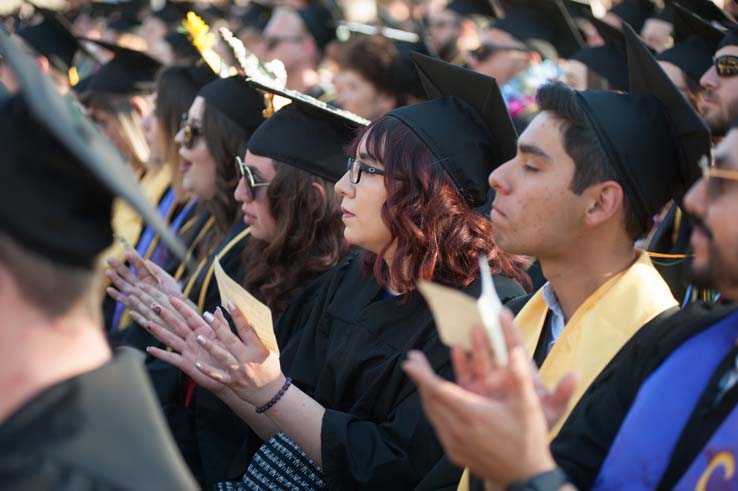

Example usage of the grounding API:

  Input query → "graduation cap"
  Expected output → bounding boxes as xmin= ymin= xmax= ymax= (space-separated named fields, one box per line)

xmin=718 ymin=23 xmax=738 ymax=50
xmin=246 ymin=77 xmax=369 ymax=182
xmin=608 ymin=0 xmax=656 ymax=31
xmin=573 ymin=23 xmax=711 ymax=233
xmin=493 ymin=0 xmax=585 ymax=60
xmin=79 ymin=38 xmax=162 ymax=95
xmin=677 ymin=0 xmax=735 ymax=28
xmin=447 ymin=0 xmax=501 ymax=19
xmin=657 ymin=3 xmax=724 ymax=83
xmin=15 ymin=8 xmax=81 ymax=74
xmin=152 ymin=0 xmax=190 ymax=27
xmin=563 ymin=0 xmax=595 ymax=20
xmin=570 ymin=17 xmax=629 ymax=90
xmin=382 ymin=52 xmax=517 ymax=207
xmin=296 ymin=4 xmax=336 ymax=51
xmin=0 ymin=27 xmax=185 ymax=267
xmin=241 ymin=0 xmax=275 ymax=31
xmin=198 ymin=75 xmax=266 ymax=136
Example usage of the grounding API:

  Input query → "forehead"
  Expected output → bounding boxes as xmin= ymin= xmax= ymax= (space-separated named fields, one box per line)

xmin=244 ymin=150 xmax=275 ymax=172
xmin=519 ymin=111 xmax=566 ymax=153
xmin=265 ymin=9 xmax=303 ymax=34
xmin=188 ymin=96 xmax=205 ymax=119
xmin=716 ymin=45 xmax=738 ymax=58
xmin=482 ymin=28 xmax=526 ymax=49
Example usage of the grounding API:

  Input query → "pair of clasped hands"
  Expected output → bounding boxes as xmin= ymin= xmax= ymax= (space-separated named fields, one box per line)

xmin=106 ymin=252 xmax=285 ymax=409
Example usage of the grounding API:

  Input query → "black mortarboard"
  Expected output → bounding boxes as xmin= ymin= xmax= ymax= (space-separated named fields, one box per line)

xmin=246 ymin=78 xmax=369 ymax=182
xmin=296 ymin=4 xmax=336 ymax=51
xmin=494 ymin=0 xmax=585 ymax=60
xmin=447 ymin=0 xmax=500 ymax=19
xmin=382 ymin=53 xmax=517 ymax=207
xmin=571 ymin=17 xmax=629 ymax=90
xmin=718 ymin=24 xmax=738 ymax=49
xmin=241 ymin=0 xmax=275 ymax=30
xmin=80 ymin=39 xmax=162 ymax=95
xmin=678 ymin=0 xmax=735 ymax=28
xmin=152 ymin=1 xmax=190 ymax=27
xmin=657 ymin=3 xmax=724 ymax=83
xmin=391 ymin=39 xmax=431 ymax=100
xmin=16 ymin=9 xmax=81 ymax=73
xmin=653 ymin=4 xmax=673 ymax=22
xmin=563 ymin=0 xmax=595 ymax=20
xmin=198 ymin=76 xmax=266 ymax=135
xmin=0 ymin=28 xmax=185 ymax=267
xmin=608 ymin=0 xmax=656 ymax=31
xmin=163 ymin=30 xmax=202 ymax=64
xmin=573 ymin=23 xmax=710 ymax=233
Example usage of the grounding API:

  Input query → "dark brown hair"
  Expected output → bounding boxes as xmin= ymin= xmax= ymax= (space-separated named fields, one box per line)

xmin=350 ymin=116 xmax=531 ymax=294
xmin=339 ymin=35 xmax=402 ymax=102
xmin=241 ymin=161 xmax=346 ymax=317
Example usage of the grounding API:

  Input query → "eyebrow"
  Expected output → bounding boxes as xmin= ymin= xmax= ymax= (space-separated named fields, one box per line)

xmin=358 ymin=152 xmax=374 ymax=162
xmin=518 ymin=143 xmax=552 ymax=162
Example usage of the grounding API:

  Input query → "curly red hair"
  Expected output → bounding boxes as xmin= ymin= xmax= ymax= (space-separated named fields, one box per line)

xmin=349 ymin=115 xmax=531 ymax=293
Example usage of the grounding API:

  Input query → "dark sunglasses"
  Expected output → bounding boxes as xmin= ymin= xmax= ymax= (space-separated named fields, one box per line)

xmin=264 ymin=35 xmax=303 ymax=51
xmin=235 ymin=156 xmax=271 ymax=199
xmin=180 ymin=112 xmax=202 ymax=149
xmin=470 ymin=43 xmax=531 ymax=62
xmin=715 ymin=55 xmax=738 ymax=77
xmin=347 ymin=157 xmax=384 ymax=184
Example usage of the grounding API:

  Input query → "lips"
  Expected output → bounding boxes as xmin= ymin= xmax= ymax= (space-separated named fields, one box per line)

xmin=179 ymin=160 xmax=192 ymax=173
xmin=490 ymin=204 xmax=508 ymax=221
xmin=341 ymin=207 xmax=355 ymax=220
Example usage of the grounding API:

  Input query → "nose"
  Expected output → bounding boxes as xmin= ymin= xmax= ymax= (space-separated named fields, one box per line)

xmin=234 ymin=176 xmax=253 ymax=203
xmin=700 ymin=65 xmax=718 ymax=91
xmin=334 ymin=170 xmax=354 ymax=198
xmin=488 ymin=159 xmax=513 ymax=194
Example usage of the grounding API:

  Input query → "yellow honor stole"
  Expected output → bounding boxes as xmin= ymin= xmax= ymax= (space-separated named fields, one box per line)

xmin=457 ymin=252 xmax=677 ymax=491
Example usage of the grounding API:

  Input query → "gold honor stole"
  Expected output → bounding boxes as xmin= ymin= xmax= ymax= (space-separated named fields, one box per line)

xmin=456 ymin=252 xmax=677 ymax=491
xmin=96 ymin=166 xmax=172 ymax=299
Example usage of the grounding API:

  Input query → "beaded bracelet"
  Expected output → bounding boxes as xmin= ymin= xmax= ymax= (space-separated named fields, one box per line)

xmin=255 ymin=377 xmax=292 ymax=414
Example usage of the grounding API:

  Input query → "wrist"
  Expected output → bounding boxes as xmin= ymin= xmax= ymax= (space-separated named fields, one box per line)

xmin=505 ymin=464 xmax=568 ymax=491
xmin=252 ymin=373 xmax=287 ymax=408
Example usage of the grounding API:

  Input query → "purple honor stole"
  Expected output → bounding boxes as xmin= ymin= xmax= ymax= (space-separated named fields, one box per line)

xmin=110 ymin=189 xmax=178 ymax=332
xmin=593 ymin=311 xmax=738 ymax=491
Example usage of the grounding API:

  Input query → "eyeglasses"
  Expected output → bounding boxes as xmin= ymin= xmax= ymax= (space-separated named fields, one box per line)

xmin=180 ymin=112 xmax=202 ymax=149
xmin=470 ymin=43 xmax=531 ymax=62
xmin=264 ymin=35 xmax=303 ymax=51
xmin=235 ymin=156 xmax=271 ymax=199
xmin=699 ymin=155 xmax=738 ymax=200
xmin=715 ymin=55 xmax=738 ymax=77
xmin=347 ymin=157 xmax=385 ymax=184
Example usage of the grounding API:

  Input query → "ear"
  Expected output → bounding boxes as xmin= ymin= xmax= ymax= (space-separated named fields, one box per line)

xmin=129 ymin=95 xmax=147 ymax=116
xmin=377 ymin=91 xmax=398 ymax=114
xmin=311 ymin=181 xmax=327 ymax=203
xmin=36 ymin=55 xmax=50 ymax=74
xmin=582 ymin=180 xmax=624 ymax=228
xmin=528 ymin=51 xmax=542 ymax=64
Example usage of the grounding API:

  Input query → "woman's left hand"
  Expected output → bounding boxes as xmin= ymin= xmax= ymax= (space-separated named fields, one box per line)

xmin=170 ymin=299 xmax=285 ymax=406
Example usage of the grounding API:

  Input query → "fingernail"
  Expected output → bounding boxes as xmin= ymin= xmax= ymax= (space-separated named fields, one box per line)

xmin=196 ymin=335 xmax=206 ymax=345
xmin=195 ymin=361 xmax=203 ymax=369
xmin=152 ymin=304 xmax=161 ymax=315
xmin=203 ymin=312 xmax=215 ymax=323
xmin=145 ymin=347 xmax=151 ymax=353
xmin=215 ymin=306 xmax=223 ymax=316
xmin=226 ymin=301 xmax=235 ymax=312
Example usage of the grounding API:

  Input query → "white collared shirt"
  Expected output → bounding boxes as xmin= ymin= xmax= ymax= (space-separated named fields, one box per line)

xmin=541 ymin=282 xmax=566 ymax=354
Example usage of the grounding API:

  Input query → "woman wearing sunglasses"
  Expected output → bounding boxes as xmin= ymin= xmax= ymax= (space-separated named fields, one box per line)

xmin=143 ymin=55 xmax=530 ymax=491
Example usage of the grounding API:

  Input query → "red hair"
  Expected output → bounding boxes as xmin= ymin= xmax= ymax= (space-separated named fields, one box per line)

xmin=349 ymin=115 xmax=531 ymax=293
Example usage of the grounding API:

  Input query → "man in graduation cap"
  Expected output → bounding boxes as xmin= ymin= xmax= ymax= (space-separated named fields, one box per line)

xmin=0 ymin=28 xmax=196 ymax=490
xmin=257 ymin=3 xmax=335 ymax=97
xmin=701 ymin=25 xmax=738 ymax=137
xmin=469 ymin=0 xmax=583 ymax=130
xmin=425 ymin=0 xmax=497 ymax=66
xmin=404 ymin=22 xmax=712 ymax=491
xmin=564 ymin=18 xmax=628 ymax=90
xmin=2 ymin=8 xmax=83 ymax=94
xmin=403 ymin=118 xmax=738 ymax=491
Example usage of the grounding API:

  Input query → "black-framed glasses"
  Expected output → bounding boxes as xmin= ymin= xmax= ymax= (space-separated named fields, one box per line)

xmin=470 ymin=43 xmax=531 ymax=62
xmin=347 ymin=157 xmax=385 ymax=184
xmin=180 ymin=112 xmax=202 ymax=149
xmin=235 ymin=156 xmax=271 ymax=199
xmin=264 ymin=35 xmax=303 ymax=50
xmin=715 ymin=55 xmax=738 ymax=77
xmin=699 ymin=155 xmax=738 ymax=200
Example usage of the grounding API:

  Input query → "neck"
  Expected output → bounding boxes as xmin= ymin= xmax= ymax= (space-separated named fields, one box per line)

xmin=286 ymin=65 xmax=319 ymax=94
xmin=0 ymin=306 xmax=111 ymax=422
xmin=539 ymin=236 xmax=636 ymax=322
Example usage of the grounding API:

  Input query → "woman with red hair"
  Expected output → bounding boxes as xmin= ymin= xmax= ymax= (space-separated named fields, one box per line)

xmin=147 ymin=54 xmax=529 ymax=490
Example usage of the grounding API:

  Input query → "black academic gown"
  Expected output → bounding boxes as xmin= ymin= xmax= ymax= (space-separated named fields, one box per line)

xmin=552 ymin=301 xmax=737 ymax=490
xmin=0 ymin=348 xmax=197 ymax=491
xmin=272 ymin=250 xmax=525 ymax=490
